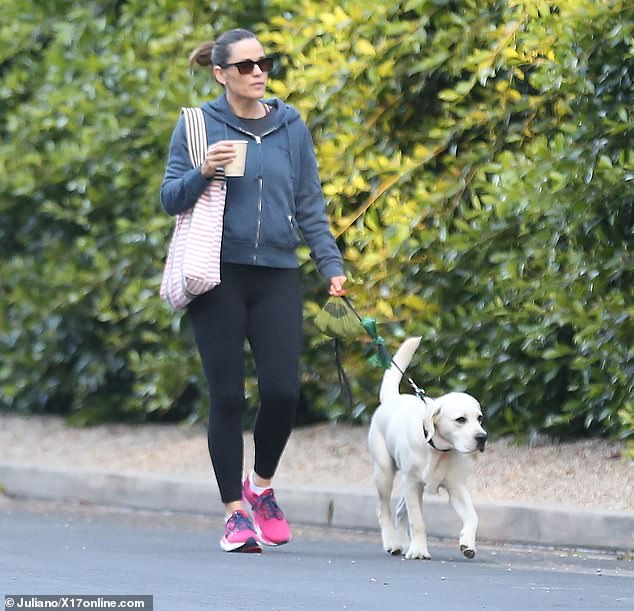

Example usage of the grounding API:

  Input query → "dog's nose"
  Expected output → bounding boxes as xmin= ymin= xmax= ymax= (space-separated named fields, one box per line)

xmin=476 ymin=433 xmax=487 ymax=452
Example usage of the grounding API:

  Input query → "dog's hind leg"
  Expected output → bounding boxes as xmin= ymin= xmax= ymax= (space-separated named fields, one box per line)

xmin=446 ymin=481 xmax=479 ymax=559
xmin=370 ymin=440 xmax=402 ymax=555
xmin=394 ymin=496 xmax=411 ymax=552
xmin=376 ymin=476 xmax=403 ymax=554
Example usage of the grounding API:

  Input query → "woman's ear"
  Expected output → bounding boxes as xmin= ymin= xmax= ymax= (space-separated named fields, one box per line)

xmin=213 ymin=65 xmax=226 ymax=85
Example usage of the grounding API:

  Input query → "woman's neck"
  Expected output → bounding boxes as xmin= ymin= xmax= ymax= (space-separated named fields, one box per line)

xmin=226 ymin=95 xmax=265 ymax=119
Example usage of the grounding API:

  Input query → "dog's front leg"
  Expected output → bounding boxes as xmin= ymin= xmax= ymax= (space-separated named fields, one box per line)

xmin=447 ymin=482 xmax=479 ymax=558
xmin=403 ymin=478 xmax=431 ymax=559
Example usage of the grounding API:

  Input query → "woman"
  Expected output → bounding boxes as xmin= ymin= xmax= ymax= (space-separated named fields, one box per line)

xmin=160 ymin=28 xmax=346 ymax=553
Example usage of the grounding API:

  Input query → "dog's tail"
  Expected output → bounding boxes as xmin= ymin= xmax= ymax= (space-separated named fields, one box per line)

xmin=379 ymin=336 xmax=422 ymax=404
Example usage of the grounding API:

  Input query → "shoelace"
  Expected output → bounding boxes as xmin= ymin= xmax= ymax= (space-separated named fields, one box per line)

xmin=228 ymin=512 xmax=254 ymax=532
xmin=252 ymin=491 xmax=284 ymax=520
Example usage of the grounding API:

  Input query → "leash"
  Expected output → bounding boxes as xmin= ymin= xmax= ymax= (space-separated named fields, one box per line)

xmin=339 ymin=296 xmax=428 ymax=402
xmin=325 ymin=297 xmax=450 ymax=452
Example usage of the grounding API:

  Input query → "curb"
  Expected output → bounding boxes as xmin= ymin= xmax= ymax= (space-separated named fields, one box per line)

xmin=1 ymin=463 xmax=632 ymax=552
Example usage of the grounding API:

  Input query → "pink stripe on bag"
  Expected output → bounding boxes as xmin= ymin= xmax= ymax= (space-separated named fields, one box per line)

xmin=160 ymin=108 xmax=226 ymax=310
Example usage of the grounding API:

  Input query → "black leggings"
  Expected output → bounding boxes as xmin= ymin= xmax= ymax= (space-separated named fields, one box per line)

xmin=188 ymin=263 xmax=303 ymax=504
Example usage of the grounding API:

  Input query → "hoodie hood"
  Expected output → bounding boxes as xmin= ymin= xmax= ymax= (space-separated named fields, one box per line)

xmin=201 ymin=94 xmax=301 ymax=134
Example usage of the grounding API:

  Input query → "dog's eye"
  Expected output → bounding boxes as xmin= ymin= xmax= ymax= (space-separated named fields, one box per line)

xmin=455 ymin=417 xmax=467 ymax=424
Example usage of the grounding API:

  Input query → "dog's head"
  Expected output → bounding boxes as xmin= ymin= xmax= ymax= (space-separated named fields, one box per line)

xmin=423 ymin=392 xmax=487 ymax=453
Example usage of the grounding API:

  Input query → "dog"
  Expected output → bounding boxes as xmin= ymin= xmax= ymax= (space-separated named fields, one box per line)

xmin=368 ymin=336 xmax=487 ymax=560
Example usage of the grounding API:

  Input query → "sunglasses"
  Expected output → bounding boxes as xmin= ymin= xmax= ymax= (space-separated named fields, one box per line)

xmin=221 ymin=57 xmax=275 ymax=75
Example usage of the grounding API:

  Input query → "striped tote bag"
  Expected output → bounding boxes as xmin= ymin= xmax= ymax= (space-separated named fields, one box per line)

xmin=160 ymin=107 xmax=226 ymax=310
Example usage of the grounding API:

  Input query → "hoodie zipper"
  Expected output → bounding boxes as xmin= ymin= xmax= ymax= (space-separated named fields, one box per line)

xmin=251 ymin=132 xmax=276 ymax=262
xmin=253 ymin=135 xmax=263 ymax=262
xmin=224 ymin=126 xmax=278 ymax=263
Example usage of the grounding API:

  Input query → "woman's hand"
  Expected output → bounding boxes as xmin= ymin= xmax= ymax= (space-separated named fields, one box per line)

xmin=329 ymin=276 xmax=347 ymax=297
xmin=201 ymin=141 xmax=239 ymax=178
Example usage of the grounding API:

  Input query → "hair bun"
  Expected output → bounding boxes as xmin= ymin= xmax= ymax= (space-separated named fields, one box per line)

xmin=188 ymin=42 xmax=214 ymax=68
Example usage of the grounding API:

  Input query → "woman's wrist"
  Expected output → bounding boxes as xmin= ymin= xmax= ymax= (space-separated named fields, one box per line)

xmin=200 ymin=161 xmax=216 ymax=178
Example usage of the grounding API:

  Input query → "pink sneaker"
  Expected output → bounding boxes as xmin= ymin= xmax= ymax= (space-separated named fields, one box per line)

xmin=219 ymin=510 xmax=262 ymax=553
xmin=243 ymin=476 xmax=291 ymax=546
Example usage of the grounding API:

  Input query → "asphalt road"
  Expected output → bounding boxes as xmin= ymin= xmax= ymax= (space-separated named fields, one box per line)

xmin=1 ymin=498 xmax=632 ymax=611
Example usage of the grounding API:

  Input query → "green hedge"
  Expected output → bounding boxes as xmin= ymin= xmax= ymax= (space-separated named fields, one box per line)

xmin=264 ymin=0 xmax=633 ymax=441
xmin=1 ymin=0 xmax=632 ymax=444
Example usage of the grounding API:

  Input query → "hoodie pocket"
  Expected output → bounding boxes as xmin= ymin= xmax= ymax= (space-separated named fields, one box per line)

xmin=262 ymin=203 xmax=302 ymax=248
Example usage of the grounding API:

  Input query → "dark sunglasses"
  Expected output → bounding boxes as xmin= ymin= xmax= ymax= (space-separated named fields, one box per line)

xmin=221 ymin=57 xmax=275 ymax=75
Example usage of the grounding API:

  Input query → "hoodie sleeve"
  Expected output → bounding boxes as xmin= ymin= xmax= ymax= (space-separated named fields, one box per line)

xmin=160 ymin=114 xmax=211 ymax=215
xmin=294 ymin=122 xmax=344 ymax=280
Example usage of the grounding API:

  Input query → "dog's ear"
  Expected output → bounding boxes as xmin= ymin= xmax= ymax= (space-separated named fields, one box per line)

xmin=423 ymin=402 xmax=442 ymax=441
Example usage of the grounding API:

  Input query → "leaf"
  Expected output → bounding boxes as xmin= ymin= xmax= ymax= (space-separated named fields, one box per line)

xmin=354 ymin=39 xmax=376 ymax=56
xmin=438 ymin=88 xmax=460 ymax=102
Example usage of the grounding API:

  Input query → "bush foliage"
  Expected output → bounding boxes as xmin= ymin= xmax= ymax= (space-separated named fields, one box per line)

xmin=1 ymin=0 xmax=632 ymax=441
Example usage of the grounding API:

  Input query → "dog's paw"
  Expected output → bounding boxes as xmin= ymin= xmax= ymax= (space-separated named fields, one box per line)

xmin=405 ymin=545 xmax=431 ymax=560
xmin=381 ymin=531 xmax=406 ymax=556
xmin=383 ymin=541 xmax=405 ymax=556
xmin=460 ymin=544 xmax=476 ymax=559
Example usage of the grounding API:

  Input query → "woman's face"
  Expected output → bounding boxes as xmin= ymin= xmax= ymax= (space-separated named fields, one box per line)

xmin=214 ymin=37 xmax=268 ymax=101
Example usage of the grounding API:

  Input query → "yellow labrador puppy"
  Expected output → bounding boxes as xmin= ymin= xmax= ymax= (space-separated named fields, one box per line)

xmin=368 ymin=336 xmax=487 ymax=560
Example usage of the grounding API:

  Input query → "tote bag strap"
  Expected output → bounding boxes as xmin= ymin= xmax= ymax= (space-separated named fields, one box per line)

xmin=181 ymin=107 xmax=207 ymax=167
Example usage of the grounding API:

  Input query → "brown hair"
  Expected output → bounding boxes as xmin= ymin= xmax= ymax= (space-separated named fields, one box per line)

xmin=188 ymin=29 xmax=258 ymax=69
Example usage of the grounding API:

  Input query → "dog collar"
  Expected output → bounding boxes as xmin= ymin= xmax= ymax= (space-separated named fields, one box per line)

xmin=423 ymin=426 xmax=452 ymax=452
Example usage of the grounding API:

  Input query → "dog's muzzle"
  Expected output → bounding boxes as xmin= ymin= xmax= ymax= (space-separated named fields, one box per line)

xmin=476 ymin=433 xmax=487 ymax=453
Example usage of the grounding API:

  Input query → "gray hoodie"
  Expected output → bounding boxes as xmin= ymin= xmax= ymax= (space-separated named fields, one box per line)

xmin=160 ymin=94 xmax=344 ymax=281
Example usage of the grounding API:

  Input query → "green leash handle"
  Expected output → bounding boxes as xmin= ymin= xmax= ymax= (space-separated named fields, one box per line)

xmin=341 ymin=298 xmax=393 ymax=370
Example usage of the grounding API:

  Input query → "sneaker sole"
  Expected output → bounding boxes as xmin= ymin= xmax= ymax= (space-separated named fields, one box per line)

xmin=220 ymin=536 xmax=262 ymax=553
xmin=258 ymin=536 xmax=290 ymax=547
xmin=254 ymin=525 xmax=291 ymax=547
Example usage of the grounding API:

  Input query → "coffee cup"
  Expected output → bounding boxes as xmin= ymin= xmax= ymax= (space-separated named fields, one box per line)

xmin=223 ymin=140 xmax=248 ymax=177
